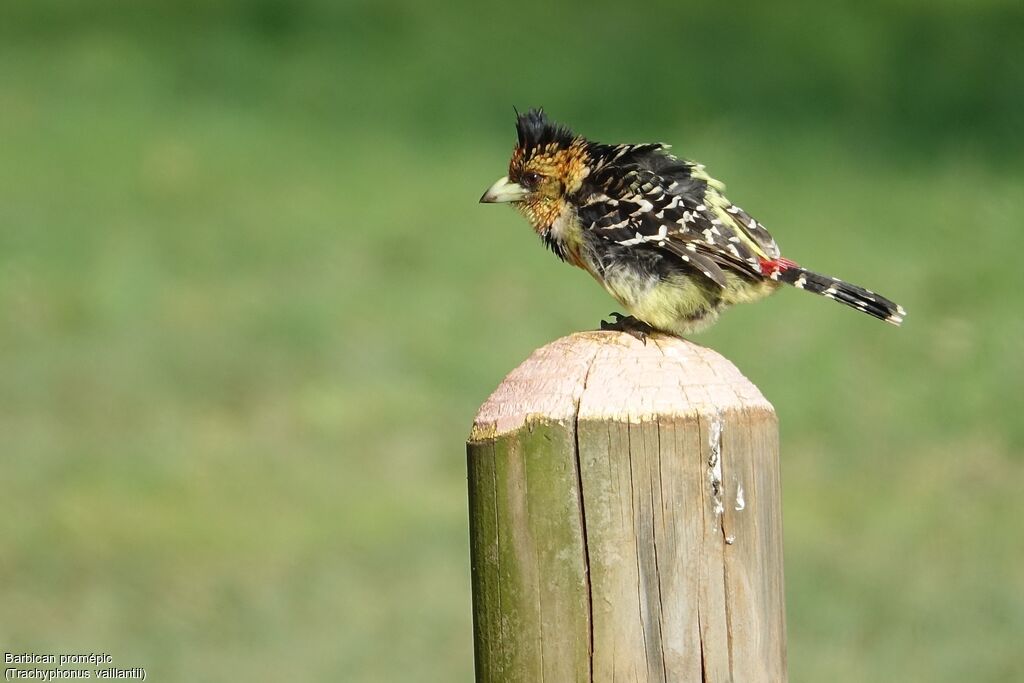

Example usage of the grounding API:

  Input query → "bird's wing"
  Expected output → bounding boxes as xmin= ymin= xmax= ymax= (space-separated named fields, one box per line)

xmin=686 ymin=163 xmax=781 ymax=260
xmin=578 ymin=167 xmax=775 ymax=287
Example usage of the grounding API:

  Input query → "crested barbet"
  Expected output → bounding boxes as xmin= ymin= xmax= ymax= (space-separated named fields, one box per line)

xmin=480 ymin=109 xmax=905 ymax=338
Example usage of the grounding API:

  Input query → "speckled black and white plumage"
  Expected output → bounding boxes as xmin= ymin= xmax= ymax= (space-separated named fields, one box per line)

xmin=480 ymin=109 xmax=905 ymax=335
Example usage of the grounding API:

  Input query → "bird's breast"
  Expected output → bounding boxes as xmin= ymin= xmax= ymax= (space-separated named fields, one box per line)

xmin=545 ymin=204 xmax=588 ymax=270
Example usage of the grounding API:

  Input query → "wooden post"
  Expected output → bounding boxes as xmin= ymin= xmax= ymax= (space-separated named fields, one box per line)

xmin=467 ymin=331 xmax=786 ymax=682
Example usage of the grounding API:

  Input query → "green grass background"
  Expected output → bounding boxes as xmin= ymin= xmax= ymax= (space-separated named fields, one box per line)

xmin=1 ymin=1 xmax=1022 ymax=680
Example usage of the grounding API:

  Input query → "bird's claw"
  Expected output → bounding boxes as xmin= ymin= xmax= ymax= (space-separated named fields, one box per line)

xmin=600 ymin=312 xmax=655 ymax=345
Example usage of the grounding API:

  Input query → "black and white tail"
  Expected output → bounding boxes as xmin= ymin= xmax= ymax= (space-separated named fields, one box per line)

xmin=777 ymin=265 xmax=906 ymax=326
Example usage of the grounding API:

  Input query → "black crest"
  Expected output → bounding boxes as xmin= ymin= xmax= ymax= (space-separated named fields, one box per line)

xmin=515 ymin=108 xmax=575 ymax=153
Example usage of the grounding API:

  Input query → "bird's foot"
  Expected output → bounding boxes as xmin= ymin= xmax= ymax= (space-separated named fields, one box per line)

xmin=600 ymin=312 xmax=656 ymax=345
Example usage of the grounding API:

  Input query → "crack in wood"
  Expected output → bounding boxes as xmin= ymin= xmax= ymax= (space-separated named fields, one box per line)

xmin=573 ymin=350 xmax=597 ymax=683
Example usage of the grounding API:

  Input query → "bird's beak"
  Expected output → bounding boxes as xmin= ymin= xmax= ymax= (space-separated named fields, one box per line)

xmin=480 ymin=176 xmax=528 ymax=204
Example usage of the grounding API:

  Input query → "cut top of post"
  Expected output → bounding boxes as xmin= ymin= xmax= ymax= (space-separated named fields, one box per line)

xmin=470 ymin=331 xmax=773 ymax=441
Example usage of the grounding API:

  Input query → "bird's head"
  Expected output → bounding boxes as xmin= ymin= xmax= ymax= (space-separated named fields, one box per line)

xmin=480 ymin=108 xmax=591 ymax=233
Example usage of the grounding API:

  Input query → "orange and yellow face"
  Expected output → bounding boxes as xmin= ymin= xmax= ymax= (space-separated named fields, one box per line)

xmin=508 ymin=138 xmax=590 ymax=231
xmin=481 ymin=136 xmax=591 ymax=232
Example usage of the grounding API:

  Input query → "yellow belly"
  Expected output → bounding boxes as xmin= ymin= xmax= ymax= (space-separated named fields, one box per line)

xmin=598 ymin=268 xmax=779 ymax=335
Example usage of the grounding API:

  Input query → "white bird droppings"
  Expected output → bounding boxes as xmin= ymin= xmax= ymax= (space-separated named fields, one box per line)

xmin=708 ymin=409 xmax=724 ymax=518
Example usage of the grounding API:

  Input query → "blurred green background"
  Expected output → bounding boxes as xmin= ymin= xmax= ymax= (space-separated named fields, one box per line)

xmin=2 ymin=1 xmax=1022 ymax=680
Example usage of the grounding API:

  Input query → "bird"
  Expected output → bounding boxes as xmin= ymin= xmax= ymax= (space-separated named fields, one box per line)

xmin=480 ymin=108 xmax=905 ymax=341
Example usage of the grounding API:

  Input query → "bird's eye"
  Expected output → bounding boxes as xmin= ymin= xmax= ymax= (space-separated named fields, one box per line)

xmin=522 ymin=172 xmax=543 ymax=187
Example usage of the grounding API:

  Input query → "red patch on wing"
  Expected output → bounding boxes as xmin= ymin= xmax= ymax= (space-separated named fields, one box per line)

xmin=759 ymin=257 xmax=799 ymax=276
